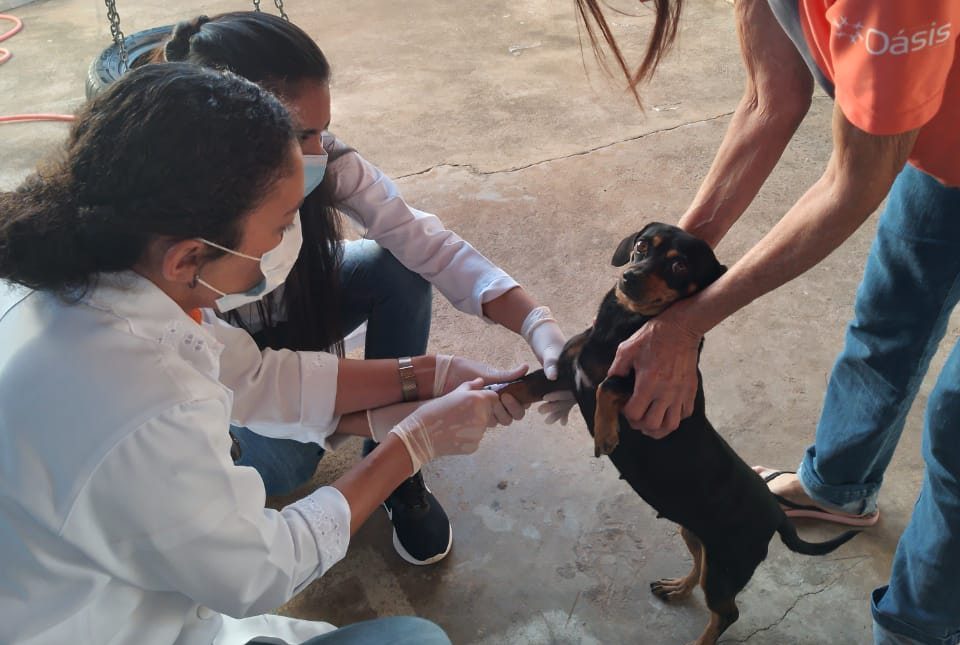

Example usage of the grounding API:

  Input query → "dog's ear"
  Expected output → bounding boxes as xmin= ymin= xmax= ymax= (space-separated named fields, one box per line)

xmin=611 ymin=233 xmax=638 ymax=267
xmin=706 ymin=262 xmax=728 ymax=286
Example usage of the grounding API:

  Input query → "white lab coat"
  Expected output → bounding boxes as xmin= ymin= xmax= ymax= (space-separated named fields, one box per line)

xmin=0 ymin=273 xmax=354 ymax=645
xmin=233 ymin=135 xmax=520 ymax=330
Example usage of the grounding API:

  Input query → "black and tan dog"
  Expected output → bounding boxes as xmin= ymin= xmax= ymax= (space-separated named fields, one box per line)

xmin=499 ymin=222 xmax=858 ymax=645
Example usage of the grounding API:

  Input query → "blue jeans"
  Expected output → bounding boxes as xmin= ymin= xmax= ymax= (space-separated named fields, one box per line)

xmin=248 ymin=616 xmax=450 ymax=645
xmin=233 ymin=240 xmax=432 ymax=496
xmin=796 ymin=164 xmax=960 ymax=645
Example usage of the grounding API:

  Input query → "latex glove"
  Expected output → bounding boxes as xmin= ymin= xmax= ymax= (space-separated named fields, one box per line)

xmin=537 ymin=389 xmax=577 ymax=426
xmin=389 ymin=378 xmax=510 ymax=475
xmin=608 ymin=313 xmax=701 ymax=439
xmin=521 ymin=306 xmax=565 ymax=380
xmin=366 ymin=400 xmax=426 ymax=444
xmin=433 ymin=355 xmax=528 ymax=397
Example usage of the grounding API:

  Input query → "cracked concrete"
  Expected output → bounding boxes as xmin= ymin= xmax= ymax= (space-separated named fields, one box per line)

xmin=725 ymin=558 xmax=870 ymax=644
xmin=2 ymin=0 xmax=953 ymax=643
xmin=395 ymin=110 xmax=737 ymax=179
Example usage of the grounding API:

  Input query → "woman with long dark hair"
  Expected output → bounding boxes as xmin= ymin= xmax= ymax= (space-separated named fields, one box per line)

xmin=159 ymin=11 xmax=571 ymax=567
xmin=577 ymin=2 xmax=960 ymax=643
xmin=0 ymin=62 xmax=522 ymax=645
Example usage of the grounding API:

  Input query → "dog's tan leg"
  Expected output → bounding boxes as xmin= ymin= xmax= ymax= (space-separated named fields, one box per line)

xmin=594 ymin=376 xmax=630 ymax=456
xmin=685 ymin=555 xmax=739 ymax=645
xmin=650 ymin=526 xmax=703 ymax=601
xmin=688 ymin=596 xmax=739 ymax=645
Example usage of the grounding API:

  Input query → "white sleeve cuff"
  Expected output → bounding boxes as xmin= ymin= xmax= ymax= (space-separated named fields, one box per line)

xmin=297 ymin=352 xmax=341 ymax=448
xmin=477 ymin=276 xmax=522 ymax=323
xmin=286 ymin=486 xmax=351 ymax=578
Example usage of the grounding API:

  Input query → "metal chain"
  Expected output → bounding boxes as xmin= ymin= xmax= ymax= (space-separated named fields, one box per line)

xmin=103 ymin=0 xmax=127 ymax=69
xmin=253 ymin=0 xmax=288 ymax=21
xmin=101 ymin=0 xmax=288 ymax=71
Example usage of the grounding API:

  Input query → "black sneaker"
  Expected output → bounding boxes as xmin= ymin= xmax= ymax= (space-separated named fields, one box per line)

xmin=364 ymin=440 xmax=453 ymax=565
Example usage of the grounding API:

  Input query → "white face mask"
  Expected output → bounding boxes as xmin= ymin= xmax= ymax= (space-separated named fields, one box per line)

xmin=196 ymin=213 xmax=303 ymax=312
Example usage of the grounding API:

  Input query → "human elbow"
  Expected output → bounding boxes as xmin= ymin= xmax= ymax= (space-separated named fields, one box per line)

xmin=209 ymin=566 xmax=300 ymax=618
xmin=745 ymin=76 xmax=813 ymax=131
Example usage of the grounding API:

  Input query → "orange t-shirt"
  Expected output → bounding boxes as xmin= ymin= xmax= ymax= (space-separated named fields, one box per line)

xmin=799 ymin=0 xmax=960 ymax=186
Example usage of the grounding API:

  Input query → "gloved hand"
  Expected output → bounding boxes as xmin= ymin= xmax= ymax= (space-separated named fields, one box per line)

xmin=389 ymin=379 xmax=513 ymax=475
xmin=537 ymin=389 xmax=577 ymax=426
xmin=521 ymin=306 xmax=565 ymax=380
xmin=433 ymin=355 xmax=528 ymax=397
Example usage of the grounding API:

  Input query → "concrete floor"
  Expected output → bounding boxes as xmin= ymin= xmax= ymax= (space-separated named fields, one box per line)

xmin=2 ymin=0 xmax=955 ymax=643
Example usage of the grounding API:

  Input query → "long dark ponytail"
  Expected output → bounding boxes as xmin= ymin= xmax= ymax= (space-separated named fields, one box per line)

xmin=163 ymin=11 xmax=346 ymax=354
xmin=0 ymin=63 xmax=295 ymax=296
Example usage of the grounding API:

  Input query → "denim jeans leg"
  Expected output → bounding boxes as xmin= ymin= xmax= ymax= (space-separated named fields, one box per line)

xmin=338 ymin=239 xmax=432 ymax=360
xmin=230 ymin=425 xmax=325 ymax=497
xmin=798 ymin=164 xmax=960 ymax=514
xmin=249 ymin=616 xmax=451 ymax=645
xmin=871 ymin=334 xmax=960 ymax=645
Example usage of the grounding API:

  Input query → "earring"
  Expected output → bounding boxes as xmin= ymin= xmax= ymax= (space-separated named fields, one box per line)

xmin=190 ymin=272 xmax=199 ymax=289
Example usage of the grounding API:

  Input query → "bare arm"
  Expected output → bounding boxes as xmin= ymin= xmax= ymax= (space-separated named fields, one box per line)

xmin=332 ymin=433 xmax=413 ymax=534
xmin=482 ymin=286 xmax=537 ymax=333
xmin=613 ymin=102 xmax=918 ymax=435
xmin=333 ymin=355 xmax=436 ymax=416
xmin=677 ymin=104 xmax=918 ymax=335
xmin=678 ymin=0 xmax=814 ymax=247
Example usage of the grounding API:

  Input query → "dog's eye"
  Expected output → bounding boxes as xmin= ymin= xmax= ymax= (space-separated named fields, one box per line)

xmin=672 ymin=260 xmax=687 ymax=275
xmin=634 ymin=240 xmax=649 ymax=256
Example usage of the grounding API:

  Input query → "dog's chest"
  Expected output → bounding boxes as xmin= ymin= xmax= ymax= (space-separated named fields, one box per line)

xmin=573 ymin=316 xmax=646 ymax=395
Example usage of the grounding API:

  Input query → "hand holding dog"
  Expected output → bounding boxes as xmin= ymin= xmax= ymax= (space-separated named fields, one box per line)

xmin=389 ymin=379 xmax=510 ymax=475
xmin=434 ymin=355 xmax=529 ymax=420
xmin=608 ymin=309 xmax=702 ymax=438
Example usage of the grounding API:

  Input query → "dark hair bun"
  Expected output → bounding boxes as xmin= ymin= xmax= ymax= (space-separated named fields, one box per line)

xmin=164 ymin=15 xmax=211 ymax=62
xmin=0 ymin=62 xmax=294 ymax=296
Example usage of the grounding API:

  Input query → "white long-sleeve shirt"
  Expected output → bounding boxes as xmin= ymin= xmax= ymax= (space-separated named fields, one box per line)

xmin=0 ymin=272 xmax=351 ymax=645
xmin=233 ymin=135 xmax=520 ymax=331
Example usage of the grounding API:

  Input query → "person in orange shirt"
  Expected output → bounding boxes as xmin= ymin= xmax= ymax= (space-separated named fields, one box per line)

xmin=574 ymin=1 xmax=960 ymax=644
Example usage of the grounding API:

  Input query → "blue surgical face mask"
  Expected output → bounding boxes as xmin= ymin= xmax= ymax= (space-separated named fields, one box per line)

xmin=302 ymin=131 xmax=335 ymax=198
xmin=302 ymin=152 xmax=327 ymax=197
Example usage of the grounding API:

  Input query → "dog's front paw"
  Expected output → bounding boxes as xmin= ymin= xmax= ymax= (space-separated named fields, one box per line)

xmin=593 ymin=433 xmax=619 ymax=457
xmin=650 ymin=577 xmax=695 ymax=602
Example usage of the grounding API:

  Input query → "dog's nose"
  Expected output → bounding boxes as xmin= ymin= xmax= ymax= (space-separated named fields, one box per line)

xmin=621 ymin=270 xmax=642 ymax=286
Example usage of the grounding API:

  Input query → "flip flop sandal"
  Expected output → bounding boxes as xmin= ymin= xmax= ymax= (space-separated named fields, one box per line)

xmin=760 ymin=469 xmax=880 ymax=527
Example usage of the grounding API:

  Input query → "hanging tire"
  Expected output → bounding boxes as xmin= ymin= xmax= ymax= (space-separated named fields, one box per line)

xmin=85 ymin=25 xmax=173 ymax=99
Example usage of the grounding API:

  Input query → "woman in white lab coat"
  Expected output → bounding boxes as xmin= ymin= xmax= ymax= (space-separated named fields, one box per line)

xmin=0 ymin=63 xmax=524 ymax=645
xmin=158 ymin=11 xmax=575 ymax=567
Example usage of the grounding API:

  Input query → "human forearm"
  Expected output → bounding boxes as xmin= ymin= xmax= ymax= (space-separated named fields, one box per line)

xmin=677 ymin=174 xmax=875 ymax=334
xmin=334 ymin=411 xmax=373 ymax=437
xmin=679 ymin=96 xmax=808 ymax=248
xmin=332 ymin=433 xmax=413 ymax=534
xmin=334 ymin=355 xmax=435 ymax=415
xmin=482 ymin=286 xmax=536 ymax=333
xmin=680 ymin=0 xmax=814 ymax=248
xmin=676 ymin=109 xmax=918 ymax=335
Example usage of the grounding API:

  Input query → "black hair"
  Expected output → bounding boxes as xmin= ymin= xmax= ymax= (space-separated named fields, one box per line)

xmin=0 ymin=62 xmax=295 ymax=296
xmin=163 ymin=12 xmax=346 ymax=354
